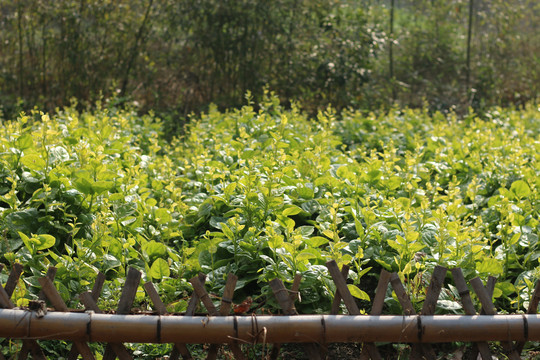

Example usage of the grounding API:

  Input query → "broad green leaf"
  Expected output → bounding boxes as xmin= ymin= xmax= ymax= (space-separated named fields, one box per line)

xmin=354 ymin=218 xmax=364 ymax=238
xmin=92 ymin=181 xmax=113 ymax=195
xmin=496 ymin=281 xmax=516 ymax=296
xmin=387 ymin=239 xmax=401 ymax=252
xmin=386 ymin=176 xmax=402 ymax=190
xmin=510 ymin=180 xmax=531 ymax=199
xmin=297 ymin=186 xmax=314 ymax=199
xmin=347 ymin=284 xmax=370 ymax=301
xmin=268 ymin=235 xmax=284 ymax=249
xmin=16 ymin=133 xmax=33 ymax=149
xmin=20 ymin=154 xmax=46 ymax=171
xmin=74 ymin=177 xmax=94 ymax=195
xmin=155 ymin=208 xmax=171 ymax=224
xmin=220 ymin=223 xmax=235 ymax=240
xmin=149 ymin=258 xmax=170 ymax=279
xmin=103 ymin=254 xmax=121 ymax=272
xmin=35 ymin=234 xmax=56 ymax=250
xmin=296 ymin=249 xmax=318 ymax=261
xmin=18 ymin=232 xmax=33 ymax=253
xmin=145 ymin=240 xmax=167 ymax=258
xmin=276 ymin=215 xmax=295 ymax=232
xmin=282 ymin=205 xmax=303 ymax=217
xmin=476 ymin=258 xmax=503 ymax=276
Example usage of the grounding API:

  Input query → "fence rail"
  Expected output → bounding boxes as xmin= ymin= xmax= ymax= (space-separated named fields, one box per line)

xmin=1 ymin=260 xmax=539 ymax=360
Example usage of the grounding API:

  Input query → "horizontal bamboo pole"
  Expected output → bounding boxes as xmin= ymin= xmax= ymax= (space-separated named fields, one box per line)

xmin=0 ymin=309 xmax=538 ymax=344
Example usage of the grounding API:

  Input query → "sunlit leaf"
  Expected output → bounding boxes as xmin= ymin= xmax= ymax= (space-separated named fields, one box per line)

xmin=347 ymin=284 xmax=370 ymax=301
xmin=149 ymin=258 xmax=170 ymax=279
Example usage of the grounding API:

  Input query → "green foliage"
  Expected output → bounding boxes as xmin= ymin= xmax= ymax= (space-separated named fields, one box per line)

xmin=0 ymin=96 xmax=539 ymax=321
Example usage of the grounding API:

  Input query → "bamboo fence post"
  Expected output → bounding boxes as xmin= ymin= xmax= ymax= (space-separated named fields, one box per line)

xmin=468 ymin=275 xmax=497 ymax=359
xmin=290 ymin=273 xmax=302 ymax=303
xmin=189 ymin=276 xmax=218 ymax=316
xmin=102 ymin=267 xmax=141 ymax=360
xmin=359 ymin=269 xmax=391 ymax=360
xmin=470 ymin=277 xmax=521 ymax=360
xmin=330 ymin=265 xmax=350 ymax=315
xmin=0 ymin=273 xmax=46 ymax=360
xmin=517 ymin=280 xmax=540 ymax=353
xmin=4 ymin=262 xmax=23 ymax=297
xmin=270 ymin=273 xmax=302 ymax=360
xmin=270 ymin=278 xmax=321 ymax=359
xmin=38 ymin=276 xmax=96 ymax=360
xmin=185 ymin=272 xmax=206 ymax=316
xmin=38 ymin=267 xmax=57 ymax=301
xmin=326 ymin=260 xmax=360 ymax=315
xmin=22 ymin=266 xmax=56 ymax=358
xmin=389 ymin=272 xmax=424 ymax=359
xmin=169 ymin=273 xmax=206 ymax=360
xmin=66 ymin=272 xmax=107 ymax=360
xmin=327 ymin=262 xmax=384 ymax=359
xmin=143 ymin=281 xmax=193 ymax=360
xmin=389 ymin=273 xmax=415 ymax=315
xmin=410 ymin=266 xmax=447 ymax=360
xmin=0 ymin=281 xmax=14 ymax=309
xmin=91 ymin=272 xmax=106 ymax=300
xmin=190 ymin=274 xmax=246 ymax=360
xmin=451 ymin=268 xmax=492 ymax=359
xmin=206 ymin=273 xmax=246 ymax=360
xmin=79 ymin=292 xmax=133 ymax=360
xmin=327 ymin=260 xmax=369 ymax=356
xmin=325 ymin=266 xmax=352 ymax=359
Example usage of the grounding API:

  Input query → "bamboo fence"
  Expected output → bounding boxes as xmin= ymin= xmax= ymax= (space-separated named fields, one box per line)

xmin=0 ymin=260 xmax=539 ymax=360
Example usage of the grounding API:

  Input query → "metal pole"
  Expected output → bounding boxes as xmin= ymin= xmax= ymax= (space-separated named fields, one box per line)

xmin=1 ymin=309 xmax=539 ymax=344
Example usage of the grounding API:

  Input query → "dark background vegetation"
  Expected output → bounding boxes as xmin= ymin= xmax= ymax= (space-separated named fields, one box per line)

xmin=0 ymin=0 xmax=538 ymax=125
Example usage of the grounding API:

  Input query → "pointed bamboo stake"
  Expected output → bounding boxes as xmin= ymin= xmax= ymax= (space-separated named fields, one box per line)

xmin=270 ymin=273 xmax=302 ymax=360
xmin=330 ymin=265 xmax=350 ymax=315
xmin=189 ymin=276 xmax=218 ymax=316
xmin=408 ymin=266 xmax=447 ymax=360
xmin=328 ymin=262 xmax=383 ymax=359
xmin=38 ymin=276 xmax=96 ymax=360
xmin=2 ymin=265 xmax=46 ymax=360
xmin=451 ymin=268 xmax=492 ymax=359
xmin=67 ymin=272 xmax=107 ymax=360
xmin=389 ymin=273 xmax=430 ymax=360
xmin=190 ymin=275 xmax=246 ymax=360
xmin=205 ymin=274 xmax=246 ymax=360
xmin=143 ymin=282 xmax=193 ymax=359
xmin=102 ymin=267 xmax=141 ymax=360
xmin=185 ymin=273 xmax=206 ymax=316
xmin=79 ymin=292 xmax=133 ymax=360
xmin=169 ymin=273 xmax=206 ymax=360
xmin=91 ymin=272 xmax=106 ymax=300
xmin=21 ymin=266 xmax=56 ymax=358
xmin=389 ymin=273 xmax=415 ymax=315
xmin=38 ymin=267 xmax=57 ymax=301
xmin=470 ymin=277 xmax=520 ymax=360
xmin=4 ymin=262 xmax=23 ymax=297
xmin=359 ymin=270 xmax=391 ymax=360
xmin=270 ymin=278 xmax=321 ymax=360
xmin=326 ymin=260 xmax=360 ymax=315
xmin=516 ymin=280 xmax=540 ymax=353
xmin=0 ymin=277 xmax=46 ymax=360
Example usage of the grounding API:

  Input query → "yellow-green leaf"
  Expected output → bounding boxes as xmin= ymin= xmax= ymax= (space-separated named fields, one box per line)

xmin=149 ymin=258 xmax=170 ymax=279
xmin=347 ymin=284 xmax=370 ymax=301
